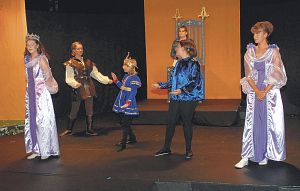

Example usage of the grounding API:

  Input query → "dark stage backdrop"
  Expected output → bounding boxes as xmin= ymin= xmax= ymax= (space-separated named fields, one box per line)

xmin=26 ymin=0 xmax=300 ymax=117
xmin=25 ymin=8 xmax=147 ymax=117
xmin=240 ymin=0 xmax=300 ymax=115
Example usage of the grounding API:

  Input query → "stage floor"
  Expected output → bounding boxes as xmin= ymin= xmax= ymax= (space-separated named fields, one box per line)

xmin=0 ymin=114 xmax=299 ymax=191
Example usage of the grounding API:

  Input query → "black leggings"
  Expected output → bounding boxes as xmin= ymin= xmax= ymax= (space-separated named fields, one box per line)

xmin=163 ymin=100 xmax=198 ymax=152
xmin=119 ymin=113 xmax=135 ymax=142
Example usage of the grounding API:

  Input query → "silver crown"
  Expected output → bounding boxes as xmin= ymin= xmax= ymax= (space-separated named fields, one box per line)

xmin=26 ymin=33 xmax=40 ymax=42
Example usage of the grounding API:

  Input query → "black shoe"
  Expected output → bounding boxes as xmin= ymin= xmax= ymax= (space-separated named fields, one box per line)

xmin=185 ymin=151 xmax=193 ymax=159
xmin=60 ymin=130 xmax=72 ymax=136
xmin=86 ymin=130 xmax=98 ymax=136
xmin=115 ymin=139 xmax=137 ymax=146
xmin=154 ymin=149 xmax=171 ymax=157
xmin=115 ymin=141 xmax=122 ymax=146
xmin=127 ymin=139 xmax=137 ymax=144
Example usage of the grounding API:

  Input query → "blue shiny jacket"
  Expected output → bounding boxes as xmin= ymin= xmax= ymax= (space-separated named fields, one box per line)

xmin=159 ymin=57 xmax=203 ymax=101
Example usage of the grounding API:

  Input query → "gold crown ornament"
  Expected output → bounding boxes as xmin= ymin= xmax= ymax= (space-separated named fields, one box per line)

xmin=123 ymin=52 xmax=138 ymax=69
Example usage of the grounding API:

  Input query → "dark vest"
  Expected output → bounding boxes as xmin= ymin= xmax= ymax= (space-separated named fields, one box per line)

xmin=64 ymin=58 xmax=96 ymax=100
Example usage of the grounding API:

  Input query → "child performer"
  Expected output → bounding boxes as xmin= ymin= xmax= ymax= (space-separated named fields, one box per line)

xmin=111 ymin=52 xmax=141 ymax=152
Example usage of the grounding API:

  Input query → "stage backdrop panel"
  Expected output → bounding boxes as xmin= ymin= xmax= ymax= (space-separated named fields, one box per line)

xmin=144 ymin=0 xmax=240 ymax=99
xmin=0 ymin=0 xmax=27 ymax=120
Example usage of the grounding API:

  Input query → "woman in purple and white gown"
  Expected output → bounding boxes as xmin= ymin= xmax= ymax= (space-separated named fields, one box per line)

xmin=24 ymin=33 xmax=60 ymax=160
xmin=235 ymin=21 xmax=287 ymax=168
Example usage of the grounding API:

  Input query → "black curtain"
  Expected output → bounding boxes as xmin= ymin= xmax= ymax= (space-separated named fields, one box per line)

xmin=25 ymin=4 xmax=146 ymax=118
xmin=240 ymin=0 xmax=300 ymax=115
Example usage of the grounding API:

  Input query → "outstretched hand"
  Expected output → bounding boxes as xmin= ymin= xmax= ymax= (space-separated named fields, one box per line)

xmin=169 ymin=89 xmax=182 ymax=95
xmin=111 ymin=72 xmax=118 ymax=82
xmin=76 ymin=83 xmax=82 ymax=88
xmin=152 ymin=83 xmax=160 ymax=89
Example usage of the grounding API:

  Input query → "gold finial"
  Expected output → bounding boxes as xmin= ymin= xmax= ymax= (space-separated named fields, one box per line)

xmin=198 ymin=7 xmax=209 ymax=19
xmin=126 ymin=52 xmax=130 ymax=59
xmin=173 ymin=8 xmax=182 ymax=20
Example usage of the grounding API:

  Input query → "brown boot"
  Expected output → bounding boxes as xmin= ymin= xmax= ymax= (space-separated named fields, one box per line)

xmin=86 ymin=115 xmax=97 ymax=136
xmin=60 ymin=118 xmax=76 ymax=136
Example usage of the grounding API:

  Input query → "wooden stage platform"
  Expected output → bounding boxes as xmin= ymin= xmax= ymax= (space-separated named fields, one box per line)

xmin=0 ymin=115 xmax=299 ymax=191
xmin=1 ymin=99 xmax=299 ymax=191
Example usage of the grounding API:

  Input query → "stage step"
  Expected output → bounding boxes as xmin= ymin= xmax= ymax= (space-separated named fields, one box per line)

xmin=148 ymin=181 xmax=300 ymax=191
xmin=134 ymin=99 xmax=241 ymax=126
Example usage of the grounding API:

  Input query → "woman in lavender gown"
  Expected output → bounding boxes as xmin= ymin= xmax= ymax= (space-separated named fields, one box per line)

xmin=235 ymin=21 xmax=287 ymax=168
xmin=24 ymin=33 xmax=60 ymax=160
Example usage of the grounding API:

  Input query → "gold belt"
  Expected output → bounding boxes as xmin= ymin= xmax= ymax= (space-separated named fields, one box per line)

xmin=121 ymin=86 xmax=131 ymax=91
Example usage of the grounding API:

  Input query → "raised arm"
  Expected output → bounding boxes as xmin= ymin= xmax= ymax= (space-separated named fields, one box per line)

xmin=111 ymin=72 xmax=122 ymax=88
xmin=90 ymin=65 xmax=112 ymax=84
xmin=157 ymin=70 xmax=173 ymax=89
